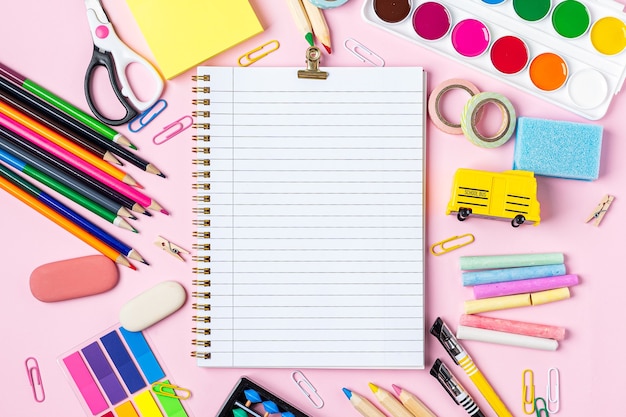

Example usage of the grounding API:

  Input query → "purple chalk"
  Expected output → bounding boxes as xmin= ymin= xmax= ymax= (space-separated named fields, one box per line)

xmin=473 ymin=274 xmax=579 ymax=299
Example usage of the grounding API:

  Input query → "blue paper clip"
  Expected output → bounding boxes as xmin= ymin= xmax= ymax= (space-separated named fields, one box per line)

xmin=128 ymin=99 xmax=168 ymax=132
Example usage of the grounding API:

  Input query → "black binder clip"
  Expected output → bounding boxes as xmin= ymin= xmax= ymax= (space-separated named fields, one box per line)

xmin=298 ymin=46 xmax=328 ymax=80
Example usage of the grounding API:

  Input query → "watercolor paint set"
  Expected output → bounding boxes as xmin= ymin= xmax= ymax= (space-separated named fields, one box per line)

xmin=362 ymin=0 xmax=626 ymax=120
xmin=58 ymin=325 xmax=191 ymax=417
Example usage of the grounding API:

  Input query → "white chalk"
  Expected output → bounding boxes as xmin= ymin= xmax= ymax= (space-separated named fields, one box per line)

xmin=456 ymin=325 xmax=559 ymax=351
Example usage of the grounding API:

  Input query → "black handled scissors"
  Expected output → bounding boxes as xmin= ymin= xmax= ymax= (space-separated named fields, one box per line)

xmin=85 ymin=0 xmax=164 ymax=125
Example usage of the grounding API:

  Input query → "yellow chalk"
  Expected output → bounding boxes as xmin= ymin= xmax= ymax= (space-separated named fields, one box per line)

xmin=531 ymin=287 xmax=570 ymax=306
xmin=465 ymin=293 xmax=531 ymax=314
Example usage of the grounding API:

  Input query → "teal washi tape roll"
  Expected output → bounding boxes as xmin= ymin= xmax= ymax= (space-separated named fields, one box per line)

xmin=460 ymin=91 xmax=516 ymax=148
xmin=307 ymin=0 xmax=350 ymax=8
xmin=460 ymin=252 xmax=565 ymax=270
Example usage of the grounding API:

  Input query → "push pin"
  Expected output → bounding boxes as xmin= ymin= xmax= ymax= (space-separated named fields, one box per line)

xmin=297 ymin=46 xmax=328 ymax=80
xmin=154 ymin=236 xmax=190 ymax=261
xmin=585 ymin=194 xmax=614 ymax=226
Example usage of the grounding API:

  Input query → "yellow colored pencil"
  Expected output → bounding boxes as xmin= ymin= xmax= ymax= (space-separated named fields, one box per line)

xmin=0 ymin=174 xmax=134 ymax=269
xmin=369 ymin=383 xmax=414 ymax=417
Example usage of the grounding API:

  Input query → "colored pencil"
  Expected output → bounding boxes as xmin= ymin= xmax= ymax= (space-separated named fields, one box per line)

xmin=0 ymin=93 xmax=120 ymax=165
xmin=391 ymin=385 xmax=438 ymax=417
xmin=285 ymin=0 xmax=315 ymax=47
xmin=0 ymin=148 xmax=134 ymax=231
xmin=0 ymin=172 xmax=135 ymax=269
xmin=368 ymin=383 xmax=414 ymax=417
xmin=0 ymin=100 xmax=138 ymax=186
xmin=0 ymin=61 xmax=135 ymax=149
xmin=301 ymin=0 xmax=332 ymax=53
xmin=0 ymin=164 xmax=146 ymax=264
xmin=0 ymin=127 xmax=145 ymax=216
xmin=342 ymin=388 xmax=386 ymax=417
xmin=0 ymin=113 xmax=166 ymax=213
xmin=0 ymin=76 xmax=164 ymax=177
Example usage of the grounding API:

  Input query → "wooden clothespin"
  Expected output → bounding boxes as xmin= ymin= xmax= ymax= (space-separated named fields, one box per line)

xmin=154 ymin=236 xmax=189 ymax=261
xmin=585 ymin=194 xmax=614 ymax=226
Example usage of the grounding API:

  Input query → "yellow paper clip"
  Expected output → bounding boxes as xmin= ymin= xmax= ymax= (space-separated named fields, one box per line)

xmin=546 ymin=368 xmax=560 ymax=414
xmin=291 ymin=370 xmax=324 ymax=409
xmin=25 ymin=357 xmax=45 ymax=403
xmin=153 ymin=116 xmax=193 ymax=145
xmin=154 ymin=236 xmax=190 ymax=262
xmin=152 ymin=382 xmax=191 ymax=399
xmin=344 ymin=38 xmax=385 ymax=67
xmin=585 ymin=194 xmax=614 ymax=226
xmin=522 ymin=369 xmax=535 ymax=415
xmin=535 ymin=397 xmax=549 ymax=417
xmin=238 ymin=40 xmax=280 ymax=67
xmin=430 ymin=233 xmax=475 ymax=256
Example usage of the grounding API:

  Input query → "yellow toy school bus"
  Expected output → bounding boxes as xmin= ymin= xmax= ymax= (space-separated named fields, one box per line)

xmin=446 ymin=168 xmax=541 ymax=227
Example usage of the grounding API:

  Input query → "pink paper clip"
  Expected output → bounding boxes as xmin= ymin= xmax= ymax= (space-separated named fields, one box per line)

xmin=25 ymin=357 xmax=45 ymax=403
xmin=153 ymin=116 xmax=193 ymax=145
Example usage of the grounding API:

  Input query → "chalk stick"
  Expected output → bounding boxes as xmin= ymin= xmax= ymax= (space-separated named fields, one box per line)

xmin=459 ymin=314 xmax=566 ymax=341
xmin=459 ymin=253 xmax=564 ymax=270
xmin=462 ymin=264 xmax=566 ymax=286
xmin=464 ymin=293 xmax=531 ymax=314
xmin=531 ymin=287 xmax=570 ymax=305
xmin=473 ymin=274 xmax=579 ymax=299
xmin=456 ymin=325 xmax=559 ymax=351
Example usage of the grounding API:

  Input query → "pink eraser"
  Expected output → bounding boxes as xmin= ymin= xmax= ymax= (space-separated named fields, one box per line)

xmin=473 ymin=274 xmax=579 ymax=299
xmin=29 ymin=255 xmax=119 ymax=302
xmin=459 ymin=314 xmax=566 ymax=341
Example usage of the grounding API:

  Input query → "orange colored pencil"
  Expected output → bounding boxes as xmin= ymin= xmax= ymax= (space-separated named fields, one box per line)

xmin=0 ymin=174 xmax=134 ymax=269
xmin=0 ymin=100 xmax=138 ymax=186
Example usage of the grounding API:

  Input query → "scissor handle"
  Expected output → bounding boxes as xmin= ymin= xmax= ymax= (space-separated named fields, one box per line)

xmin=84 ymin=48 xmax=138 ymax=126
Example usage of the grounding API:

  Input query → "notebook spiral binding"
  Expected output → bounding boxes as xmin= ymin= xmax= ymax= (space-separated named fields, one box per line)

xmin=190 ymin=73 xmax=212 ymax=361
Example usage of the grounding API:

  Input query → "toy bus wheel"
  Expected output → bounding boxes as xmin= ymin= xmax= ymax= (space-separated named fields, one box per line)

xmin=512 ymin=215 xmax=525 ymax=228
xmin=457 ymin=208 xmax=472 ymax=221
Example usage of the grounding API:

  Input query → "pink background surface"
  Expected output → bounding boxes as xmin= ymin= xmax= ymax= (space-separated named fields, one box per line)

xmin=1 ymin=0 xmax=624 ymax=415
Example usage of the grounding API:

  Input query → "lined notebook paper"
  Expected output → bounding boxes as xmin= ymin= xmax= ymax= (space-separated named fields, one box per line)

xmin=191 ymin=66 xmax=426 ymax=368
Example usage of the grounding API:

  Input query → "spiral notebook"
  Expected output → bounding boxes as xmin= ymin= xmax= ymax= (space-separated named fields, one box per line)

xmin=191 ymin=65 xmax=426 ymax=369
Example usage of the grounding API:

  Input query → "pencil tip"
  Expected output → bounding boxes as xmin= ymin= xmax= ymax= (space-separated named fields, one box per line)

xmin=158 ymin=172 xmax=166 ymax=178
xmin=129 ymin=263 xmax=137 ymax=271
xmin=130 ymin=144 xmax=138 ymax=150
xmin=391 ymin=384 xmax=401 ymax=395
xmin=323 ymin=44 xmax=331 ymax=54
xmin=368 ymin=383 xmax=378 ymax=393
xmin=160 ymin=208 xmax=170 ymax=215
xmin=141 ymin=260 xmax=150 ymax=266
xmin=143 ymin=211 xmax=153 ymax=217
xmin=342 ymin=388 xmax=352 ymax=399
xmin=305 ymin=32 xmax=314 ymax=47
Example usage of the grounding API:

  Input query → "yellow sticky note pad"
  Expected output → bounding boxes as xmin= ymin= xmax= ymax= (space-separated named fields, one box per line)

xmin=125 ymin=0 xmax=264 ymax=79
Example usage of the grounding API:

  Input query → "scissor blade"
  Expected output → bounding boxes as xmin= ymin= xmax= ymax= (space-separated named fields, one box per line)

xmin=85 ymin=0 xmax=109 ymax=25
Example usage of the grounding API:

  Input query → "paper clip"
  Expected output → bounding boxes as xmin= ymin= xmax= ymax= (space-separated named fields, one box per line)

xmin=291 ymin=370 xmax=324 ymax=409
xmin=535 ymin=397 xmax=549 ymax=417
xmin=546 ymin=368 xmax=560 ymax=413
xmin=585 ymin=194 xmax=614 ymax=226
xmin=522 ymin=369 xmax=535 ymax=415
xmin=154 ymin=236 xmax=190 ymax=261
xmin=238 ymin=40 xmax=280 ymax=67
xmin=430 ymin=233 xmax=475 ymax=256
xmin=25 ymin=357 xmax=45 ymax=403
xmin=152 ymin=382 xmax=191 ymax=399
xmin=344 ymin=38 xmax=385 ymax=67
xmin=153 ymin=116 xmax=193 ymax=145
xmin=128 ymin=99 xmax=168 ymax=133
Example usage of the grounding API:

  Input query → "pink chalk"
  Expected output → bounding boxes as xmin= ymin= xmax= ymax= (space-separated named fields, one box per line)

xmin=473 ymin=274 xmax=579 ymax=299
xmin=459 ymin=314 xmax=566 ymax=341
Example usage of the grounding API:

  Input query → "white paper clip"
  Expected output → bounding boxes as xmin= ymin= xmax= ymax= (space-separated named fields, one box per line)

xmin=153 ymin=116 xmax=193 ymax=145
xmin=128 ymin=99 xmax=168 ymax=133
xmin=154 ymin=236 xmax=190 ymax=262
xmin=344 ymin=38 xmax=385 ymax=66
xmin=25 ymin=357 xmax=45 ymax=403
xmin=546 ymin=367 xmax=560 ymax=413
xmin=291 ymin=370 xmax=324 ymax=409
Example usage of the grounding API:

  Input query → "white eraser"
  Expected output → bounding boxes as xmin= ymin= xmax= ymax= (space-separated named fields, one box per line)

xmin=120 ymin=281 xmax=186 ymax=331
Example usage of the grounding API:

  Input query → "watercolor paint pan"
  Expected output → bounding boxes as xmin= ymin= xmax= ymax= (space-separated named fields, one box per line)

xmin=363 ymin=0 xmax=626 ymax=120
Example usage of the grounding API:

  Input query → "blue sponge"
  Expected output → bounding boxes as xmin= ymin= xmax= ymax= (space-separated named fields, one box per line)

xmin=513 ymin=117 xmax=603 ymax=181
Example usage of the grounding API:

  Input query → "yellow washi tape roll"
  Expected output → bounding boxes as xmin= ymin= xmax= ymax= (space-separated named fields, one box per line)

xmin=461 ymin=92 xmax=516 ymax=148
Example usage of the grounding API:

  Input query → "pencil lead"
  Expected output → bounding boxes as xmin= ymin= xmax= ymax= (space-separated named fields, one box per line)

xmin=391 ymin=384 xmax=402 ymax=396
xmin=160 ymin=208 xmax=170 ymax=215
xmin=305 ymin=32 xmax=314 ymax=47
xmin=323 ymin=44 xmax=331 ymax=54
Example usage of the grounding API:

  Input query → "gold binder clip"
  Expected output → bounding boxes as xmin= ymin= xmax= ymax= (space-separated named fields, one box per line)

xmin=154 ymin=236 xmax=190 ymax=262
xmin=522 ymin=369 xmax=535 ymax=415
xmin=298 ymin=46 xmax=328 ymax=80
xmin=585 ymin=194 xmax=614 ymax=226
xmin=430 ymin=233 xmax=475 ymax=256
xmin=238 ymin=40 xmax=280 ymax=67
xmin=152 ymin=382 xmax=191 ymax=399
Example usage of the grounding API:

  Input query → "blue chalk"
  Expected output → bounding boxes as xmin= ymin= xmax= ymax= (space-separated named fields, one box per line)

xmin=513 ymin=117 xmax=603 ymax=181
xmin=462 ymin=264 xmax=567 ymax=286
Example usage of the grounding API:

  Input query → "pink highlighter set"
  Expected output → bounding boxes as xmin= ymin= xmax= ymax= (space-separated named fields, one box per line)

xmin=363 ymin=0 xmax=626 ymax=120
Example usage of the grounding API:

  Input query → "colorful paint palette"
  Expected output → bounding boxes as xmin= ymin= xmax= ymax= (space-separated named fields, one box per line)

xmin=362 ymin=0 xmax=626 ymax=119
xmin=59 ymin=325 xmax=190 ymax=417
